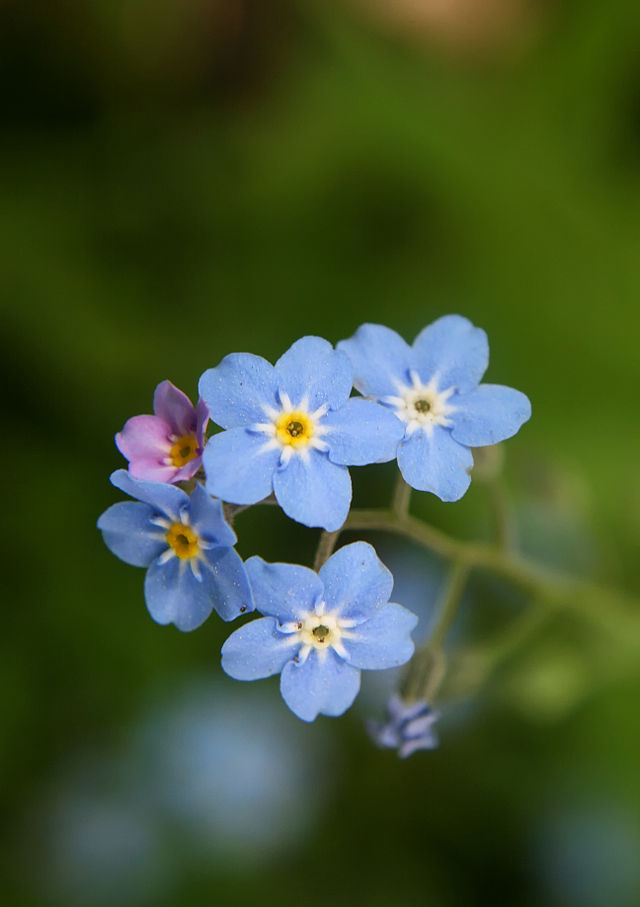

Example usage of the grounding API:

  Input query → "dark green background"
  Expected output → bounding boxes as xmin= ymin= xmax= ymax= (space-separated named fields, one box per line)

xmin=3 ymin=1 xmax=640 ymax=904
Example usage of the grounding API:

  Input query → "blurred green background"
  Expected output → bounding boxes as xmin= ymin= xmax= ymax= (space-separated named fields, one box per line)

xmin=3 ymin=1 xmax=640 ymax=904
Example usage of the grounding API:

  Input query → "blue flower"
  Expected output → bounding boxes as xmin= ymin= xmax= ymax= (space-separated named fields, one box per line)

xmin=198 ymin=336 xmax=404 ymax=531
xmin=97 ymin=470 xmax=253 ymax=631
xmin=369 ymin=695 xmax=439 ymax=758
xmin=221 ymin=542 xmax=418 ymax=722
xmin=338 ymin=316 xmax=532 ymax=501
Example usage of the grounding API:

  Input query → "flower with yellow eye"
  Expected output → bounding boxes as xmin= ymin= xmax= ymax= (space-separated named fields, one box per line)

xmin=98 ymin=470 xmax=253 ymax=631
xmin=221 ymin=542 xmax=418 ymax=722
xmin=116 ymin=380 xmax=209 ymax=484
xmin=199 ymin=336 xmax=404 ymax=531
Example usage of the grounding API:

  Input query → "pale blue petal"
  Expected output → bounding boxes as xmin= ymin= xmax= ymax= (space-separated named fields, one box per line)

xmin=203 ymin=547 xmax=254 ymax=621
xmin=144 ymin=556 xmax=213 ymax=631
xmin=198 ymin=353 xmax=276 ymax=429
xmin=450 ymin=384 xmax=532 ymax=447
xmin=273 ymin=336 xmax=352 ymax=411
xmin=110 ymin=469 xmax=187 ymax=519
xmin=397 ymin=426 xmax=473 ymax=501
xmin=324 ymin=398 xmax=404 ymax=466
xmin=273 ymin=450 xmax=351 ymax=531
xmin=188 ymin=484 xmax=236 ymax=548
xmin=97 ymin=501 xmax=166 ymax=567
xmin=337 ymin=323 xmax=413 ymax=397
xmin=202 ymin=429 xmax=279 ymax=505
xmin=221 ymin=617 xmax=300 ymax=680
xmin=280 ymin=649 xmax=361 ymax=722
xmin=412 ymin=315 xmax=489 ymax=394
xmin=245 ymin=557 xmax=323 ymax=621
xmin=342 ymin=603 xmax=417 ymax=669
xmin=318 ymin=541 xmax=393 ymax=621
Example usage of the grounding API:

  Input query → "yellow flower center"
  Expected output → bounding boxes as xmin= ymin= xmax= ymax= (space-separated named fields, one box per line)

xmin=275 ymin=410 xmax=314 ymax=448
xmin=169 ymin=434 xmax=199 ymax=468
xmin=166 ymin=523 xmax=200 ymax=559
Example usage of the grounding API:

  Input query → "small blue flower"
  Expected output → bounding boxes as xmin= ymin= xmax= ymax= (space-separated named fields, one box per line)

xmin=338 ymin=316 xmax=532 ymax=501
xmin=198 ymin=336 xmax=404 ymax=531
xmin=369 ymin=695 xmax=439 ymax=758
xmin=97 ymin=470 xmax=253 ymax=631
xmin=221 ymin=541 xmax=418 ymax=722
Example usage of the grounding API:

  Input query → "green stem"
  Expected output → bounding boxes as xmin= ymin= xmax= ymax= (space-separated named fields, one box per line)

xmin=343 ymin=509 xmax=640 ymax=641
xmin=313 ymin=529 xmax=341 ymax=570
xmin=392 ymin=475 xmax=412 ymax=518
xmin=404 ymin=560 xmax=469 ymax=702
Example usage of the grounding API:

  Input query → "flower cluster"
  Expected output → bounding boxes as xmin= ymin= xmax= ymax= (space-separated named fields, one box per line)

xmin=98 ymin=316 xmax=530 ymax=741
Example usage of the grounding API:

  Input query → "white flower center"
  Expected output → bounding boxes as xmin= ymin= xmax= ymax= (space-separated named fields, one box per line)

xmin=250 ymin=391 xmax=331 ymax=466
xmin=382 ymin=371 xmax=457 ymax=437
xmin=277 ymin=601 xmax=357 ymax=664
xmin=150 ymin=510 xmax=215 ymax=582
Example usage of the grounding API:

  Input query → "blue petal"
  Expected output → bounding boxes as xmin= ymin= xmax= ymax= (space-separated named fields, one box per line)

xmin=342 ymin=603 xmax=417 ymax=669
xmin=97 ymin=501 xmax=166 ymax=567
xmin=245 ymin=556 xmax=323 ymax=621
xmin=203 ymin=547 xmax=254 ymax=621
xmin=324 ymin=398 xmax=404 ymax=466
xmin=337 ymin=324 xmax=413 ymax=397
xmin=412 ymin=315 xmax=489 ymax=395
xmin=397 ymin=426 xmax=473 ymax=501
xmin=198 ymin=353 xmax=276 ymax=429
xmin=272 ymin=450 xmax=352 ymax=531
xmin=449 ymin=384 xmax=532 ymax=447
xmin=221 ymin=617 xmax=300 ymax=680
xmin=144 ymin=556 xmax=213 ymax=631
xmin=273 ymin=336 xmax=352 ymax=412
xmin=280 ymin=649 xmax=361 ymax=722
xmin=318 ymin=541 xmax=393 ymax=621
xmin=202 ymin=428 xmax=279 ymax=505
xmin=187 ymin=483 xmax=236 ymax=547
xmin=110 ymin=469 xmax=187 ymax=520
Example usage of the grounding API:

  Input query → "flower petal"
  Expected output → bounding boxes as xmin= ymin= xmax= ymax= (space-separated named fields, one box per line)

xmin=152 ymin=380 xmax=196 ymax=436
xmin=195 ymin=396 xmax=209 ymax=446
xmin=144 ymin=556 xmax=214 ymax=631
xmin=245 ymin=556 xmax=323 ymax=621
xmin=126 ymin=459 xmax=180 ymax=483
xmin=97 ymin=501 xmax=166 ymax=567
xmin=397 ymin=427 xmax=473 ymax=501
xmin=412 ymin=314 xmax=489 ymax=394
xmin=202 ymin=428 xmax=279 ymax=505
xmin=337 ymin=323 xmax=413 ymax=397
xmin=273 ymin=449 xmax=351 ymax=531
xmin=341 ymin=603 xmax=417 ymax=669
xmin=115 ymin=415 xmax=170 ymax=461
xmin=318 ymin=541 xmax=393 ymax=621
xmin=188 ymin=483 xmax=236 ymax=547
xmin=324 ymin=398 xmax=404 ymax=466
xmin=110 ymin=469 xmax=188 ymax=519
xmin=449 ymin=384 xmax=531 ymax=447
xmin=203 ymin=547 xmax=254 ymax=621
xmin=274 ymin=336 xmax=352 ymax=411
xmin=280 ymin=649 xmax=361 ymax=722
xmin=198 ymin=353 xmax=276 ymax=430
xmin=221 ymin=617 xmax=300 ymax=680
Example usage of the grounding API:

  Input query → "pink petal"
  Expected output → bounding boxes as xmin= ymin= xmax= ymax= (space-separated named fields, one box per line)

xmin=116 ymin=415 xmax=171 ymax=461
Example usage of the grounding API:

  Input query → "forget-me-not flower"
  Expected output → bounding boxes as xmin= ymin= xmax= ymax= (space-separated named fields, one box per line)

xmin=369 ymin=695 xmax=439 ymax=758
xmin=97 ymin=470 xmax=253 ymax=630
xmin=221 ymin=542 xmax=418 ymax=722
xmin=338 ymin=316 xmax=531 ymax=501
xmin=116 ymin=380 xmax=209 ymax=484
xmin=198 ymin=336 xmax=404 ymax=531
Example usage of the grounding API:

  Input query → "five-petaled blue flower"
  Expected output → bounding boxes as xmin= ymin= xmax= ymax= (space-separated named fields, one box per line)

xmin=369 ymin=695 xmax=439 ymax=758
xmin=338 ymin=315 xmax=532 ymax=501
xmin=97 ymin=470 xmax=253 ymax=631
xmin=198 ymin=336 xmax=404 ymax=531
xmin=220 ymin=542 xmax=418 ymax=722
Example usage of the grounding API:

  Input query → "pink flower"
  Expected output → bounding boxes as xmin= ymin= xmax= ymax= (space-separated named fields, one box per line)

xmin=116 ymin=381 xmax=209 ymax=484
